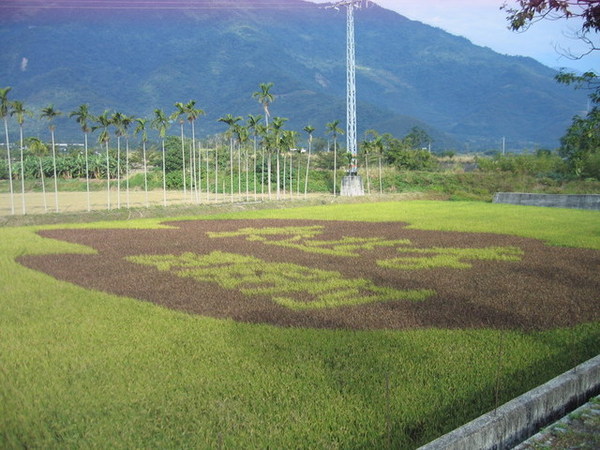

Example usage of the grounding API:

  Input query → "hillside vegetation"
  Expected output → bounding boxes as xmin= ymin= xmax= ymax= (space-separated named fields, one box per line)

xmin=0 ymin=0 xmax=586 ymax=149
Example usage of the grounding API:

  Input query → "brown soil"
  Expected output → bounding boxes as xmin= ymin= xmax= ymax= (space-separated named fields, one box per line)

xmin=18 ymin=219 xmax=600 ymax=331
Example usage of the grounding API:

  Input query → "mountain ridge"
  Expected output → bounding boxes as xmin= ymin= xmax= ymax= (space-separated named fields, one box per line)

xmin=0 ymin=0 xmax=587 ymax=150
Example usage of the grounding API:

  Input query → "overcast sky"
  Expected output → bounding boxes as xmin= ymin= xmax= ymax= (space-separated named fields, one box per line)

xmin=310 ymin=0 xmax=599 ymax=72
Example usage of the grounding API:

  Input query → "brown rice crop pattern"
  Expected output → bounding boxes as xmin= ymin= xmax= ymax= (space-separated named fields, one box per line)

xmin=19 ymin=219 xmax=600 ymax=331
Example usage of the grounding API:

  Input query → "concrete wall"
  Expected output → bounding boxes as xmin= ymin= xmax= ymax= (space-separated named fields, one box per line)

xmin=493 ymin=193 xmax=600 ymax=211
xmin=418 ymin=355 xmax=600 ymax=450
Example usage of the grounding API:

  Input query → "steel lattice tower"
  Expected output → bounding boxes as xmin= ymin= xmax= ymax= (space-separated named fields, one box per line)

xmin=328 ymin=0 xmax=364 ymax=172
xmin=346 ymin=1 xmax=358 ymax=167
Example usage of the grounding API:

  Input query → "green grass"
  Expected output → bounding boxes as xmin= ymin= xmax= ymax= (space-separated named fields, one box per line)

xmin=1 ymin=200 xmax=599 ymax=448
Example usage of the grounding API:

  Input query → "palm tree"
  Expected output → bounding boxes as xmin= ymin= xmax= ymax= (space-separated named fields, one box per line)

xmin=247 ymin=114 xmax=263 ymax=201
xmin=26 ymin=137 xmax=48 ymax=213
xmin=303 ymin=125 xmax=315 ymax=198
xmin=152 ymin=108 xmax=170 ymax=207
xmin=112 ymin=112 xmax=126 ymax=208
xmin=281 ymin=130 xmax=298 ymax=199
xmin=121 ymin=114 xmax=134 ymax=208
xmin=218 ymin=114 xmax=242 ymax=203
xmin=11 ymin=100 xmax=32 ymax=214
xmin=184 ymin=101 xmax=205 ymax=202
xmin=93 ymin=111 xmax=113 ymax=209
xmin=69 ymin=104 xmax=92 ymax=211
xmin=252 ymin=82 xmax=275 ymax=127
xmin=234 ymin=124 xmax=250 ymax=201
xmin=134 ymin=118 xmax=149 ymax=207
xmin=373 ymin=134 xmax=385 ymax=195
xmin=256 ymin=123 xmax=268 ymax=198
xmin=0 ymin=87 xmax=15 ymax=215
xmin=271 ymin=116 xmax=288 ymax=200
xmin=40 ymin=104 xmax=62 ymax=212
xmin=361 ymin=139 xmax=372 ymax=195
xmin=326 ymin=120 xmax=344 ymax=196
xmin=171 ymin=102 xmax=188 ymax=200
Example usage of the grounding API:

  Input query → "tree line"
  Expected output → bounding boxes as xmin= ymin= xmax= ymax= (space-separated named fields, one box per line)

xmin=1 ymin=82 xmax=444 ymax=215
xmin=0 ymin=83 xmax=340 ymax=214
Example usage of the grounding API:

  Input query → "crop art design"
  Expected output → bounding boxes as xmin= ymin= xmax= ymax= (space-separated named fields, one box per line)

xmin=19 ymin=219 xmax=600 ymax=330
xmin=127 ymin=251 xmax=433 ymax=310
xmin=378 ymin=246 xmax=524 ymax=270
xmin=208 ymin=225 xmax=525 ymax=269
xmin=207 ymin=226 xmax=411 ymax=257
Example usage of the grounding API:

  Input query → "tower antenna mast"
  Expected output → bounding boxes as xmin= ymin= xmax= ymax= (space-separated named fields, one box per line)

xmin=327 ymin=0 xmax=366 ymax=195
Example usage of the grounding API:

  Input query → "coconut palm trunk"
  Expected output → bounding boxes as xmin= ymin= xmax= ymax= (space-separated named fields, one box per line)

xmin=276 ymin=151 xmax=280 ymax=200
xmin=198 ymin=140 xmax=202 ymax=202
xmin=69 ymin=104 xmax=92 ymax=211
xmin=303 ymin=126 xmax=314 ymax=199
xmin=180 ymin=122 xmax=187 ymax=200
xmin=41 ymin=105 xmax=62 ymax=212
xmin=125 ymin=136 xmax=130 ymax=208
xmin=261 ymin=148 xmax=265 ymax=198
xmin=50 ymin=129 xmax=59 ymax=211
xmin=206 ymin=143 xmax=210 ymax=202
xmin=105 ymin=140 xmax=111 ymax=210
xmin=3 ymin=117 xmax=14 ymax=215
xmin=151 ymin=109 xmax=170 ymax=207
xmin=333 ymin=139 xmax=337 ymax=197
xmin=364 ymin=144 xmax=371 ymax=195
xmin=10 ymin=101 xmax=31 ymax=214
xmin=230 ymin=138 xmax=234 ymax=203
xmin=267 ymin=151 xmax=272 ymax=200
xmin=237 ymin=143 xmax=242 ymax=197
xmin=162 ymin=139 xmax=167 ymax=206
xmin=143 ymin=140 xmax=148 ymax=207
xmin=182 ymin=102 xmax=205 ymax=203
xmin=18 ymin=123 xmax=25 ymax=214
xmin=245 ymin=147 xmax=249 ymax=202
xmin=191 ymin=123 xmax=198 ymax=202
xmin=290 ymin=152 xmax=293 ymax=200
xmin=112 ymin=111 xmax=126 ymax=209
xmin=253 ymin=135 xmax=258 ymax=201
xmin=39 ymin=157 xmax=47 ymax=212
xmin=379 ymin=154 xmax=383 ymax=195
xmin=282 ymin=154 xmax=286 ymax=198
xmin=1 ymin=88 xmax=15 ymax=215
xmin=116 ymin=136 xmax=121 ymax=208
xmin=326 ymin=121 xmax=343 ymax=197
xmin=84 ymin=133 xmax=90 ymax=210
xmin=304 ymin=145 xmax=311 ymax=198
xmin=214 ymin=143 xmax=219 ymax=200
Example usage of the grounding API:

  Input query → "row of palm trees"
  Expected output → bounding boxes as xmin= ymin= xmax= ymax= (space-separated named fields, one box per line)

xmin=1 ymin=83 xmax=350 ymax=215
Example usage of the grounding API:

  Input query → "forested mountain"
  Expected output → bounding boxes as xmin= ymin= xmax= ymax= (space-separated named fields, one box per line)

xmin=0 ymin=0 xmax=588 ymax=150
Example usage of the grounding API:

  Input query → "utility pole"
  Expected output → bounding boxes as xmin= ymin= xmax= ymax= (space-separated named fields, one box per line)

xmin=327 ymin=0 xmax=366 ymax=196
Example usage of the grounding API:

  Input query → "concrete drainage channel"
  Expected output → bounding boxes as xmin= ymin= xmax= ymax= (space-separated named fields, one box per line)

xmin=418 ymin=354 xmax=600 ymax=450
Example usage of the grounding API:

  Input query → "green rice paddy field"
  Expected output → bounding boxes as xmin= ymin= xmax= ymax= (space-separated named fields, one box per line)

xmin=1 ymin=200 xmax=599 ymax=448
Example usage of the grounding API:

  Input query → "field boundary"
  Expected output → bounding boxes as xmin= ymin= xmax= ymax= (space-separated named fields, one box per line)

xmin=419 ymin=354 xmax=600 ymax=450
